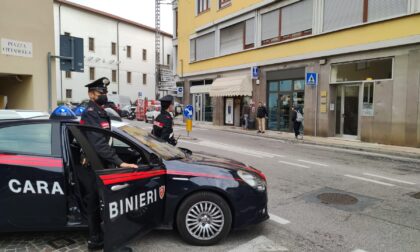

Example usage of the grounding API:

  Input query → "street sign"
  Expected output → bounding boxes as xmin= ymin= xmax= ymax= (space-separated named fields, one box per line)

xmin=306 ymin=72 xmax=318 ymax=85
xmin=176 ymin=87 xmax=183 ymax=98
xmin=251 ymin=66 xmax=259 ymax=80
xmin=184 ymin=104 xmax=193 ymax=119
xmin=60 ymin=35 xmax=84 ymax=72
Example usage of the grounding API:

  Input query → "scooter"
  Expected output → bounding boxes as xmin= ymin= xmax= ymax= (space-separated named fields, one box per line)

xmin=127 ymin=106 xmax=136 ymax=120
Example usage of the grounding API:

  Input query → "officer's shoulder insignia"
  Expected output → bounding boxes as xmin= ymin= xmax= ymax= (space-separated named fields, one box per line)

xmin=87 ymin=107 xmax=94 ymax=112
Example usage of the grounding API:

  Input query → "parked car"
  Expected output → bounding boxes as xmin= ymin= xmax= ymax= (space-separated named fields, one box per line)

xmin=107 ymin=95 xmax=131 ymax=117
xmin=0 ymin=108 xmax=268 ymax=251
xmin=145 ymin=105 xmax=161 ymax=123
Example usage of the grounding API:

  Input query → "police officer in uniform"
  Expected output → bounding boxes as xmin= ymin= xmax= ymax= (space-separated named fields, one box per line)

xmin=78 ymin=77 xmax=137 ymax=250
xmin=152 ymin=95 xmax=177 ymax=146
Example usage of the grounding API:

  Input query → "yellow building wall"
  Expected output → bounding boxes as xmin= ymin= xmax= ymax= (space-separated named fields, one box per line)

xmin=0 ymin=0 xmax=56 ymax=110
xmin=177 ymin=0 xmax=420 ymax=76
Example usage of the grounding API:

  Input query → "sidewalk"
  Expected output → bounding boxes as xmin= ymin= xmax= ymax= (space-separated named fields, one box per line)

xmin=174 ymin=117 xmax=420 ymax=160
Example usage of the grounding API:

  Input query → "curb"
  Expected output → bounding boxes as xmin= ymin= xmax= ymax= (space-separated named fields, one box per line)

xmin=174 ymin=122 xmax=420 ymax=161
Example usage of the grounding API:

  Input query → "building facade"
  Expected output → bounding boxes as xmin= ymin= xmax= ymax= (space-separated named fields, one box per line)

xmin=54 ymin=0 xmax=173 ymax=103
xmin=175 ymin=0 xmax=420 ymax=147
xmin=0 ymin=0 xmax=56 ymax=110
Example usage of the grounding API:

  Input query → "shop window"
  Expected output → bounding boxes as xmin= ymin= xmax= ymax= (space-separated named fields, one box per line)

xmin=293 ymin=80 xmax=305 ymax=91
xmin=89 ymin=67 xmax=95 ymax=80
xmin=190 ymin=32 xmax=215 ymax=62
xmin=66 ymin=89 xmax=72 ymax=99
xmin=197 ymin=0 xmax=210 ymax=14
xmin=112 ymin=70 xmax=117 ymax=83
xmin=280 ymin=80 xmax=292 ymax=91
xmin=331 ymin=58 xmax=393 ymax=83
xmin=111 ymin=42 xmax=116 ymax=55
xmin=323 ymin=0 xmax=363 ymax=32
xmin=362 ymin=82 xmax=374 ymax=116
xmin=219 ymin=0 xmax=231 ymax=9
xmin=89 ymin=37 xmax=94 ymax=51
xmin=269 ymin=81 xmax=279 ymax=91
xmin=367 ymin=0 xmax=408 ymax=22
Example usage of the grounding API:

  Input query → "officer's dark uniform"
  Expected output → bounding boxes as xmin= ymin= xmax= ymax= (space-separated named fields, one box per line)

xmin=152 ymin=95 xmax=176 ymax=146
xmin=77 ymin=77 xmax=123 ymax=249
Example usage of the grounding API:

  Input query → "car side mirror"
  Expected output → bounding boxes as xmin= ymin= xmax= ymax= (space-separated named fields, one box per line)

xmin=149 ymin=153 xmax=162 ymax=167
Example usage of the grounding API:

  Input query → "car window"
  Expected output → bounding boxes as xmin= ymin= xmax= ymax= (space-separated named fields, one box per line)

xmin=120 ymin=125 xmax=185 ymax=160
xmin=0 ymin=123 xmax=52 ymax=155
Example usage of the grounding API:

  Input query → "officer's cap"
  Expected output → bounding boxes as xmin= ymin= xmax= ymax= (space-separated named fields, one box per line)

xmin=159 ymin=95 xmax=174 ymax=103
xmin=85 ymin=77 xmax=110 ymax=93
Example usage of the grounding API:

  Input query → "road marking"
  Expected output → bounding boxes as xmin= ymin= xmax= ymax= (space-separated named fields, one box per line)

xmin=344 ymin=175 xmax=395 ymax=187
xmin=269 ymin=214 xmax=291 ymax=225
xmin=228 ymin=235 xmax=288 ymax=252
xmin=278 ymin=160 xmax=310 ymax=169
xmin=352 ymin=249 xmax=368 ymax=252
xmin=298 ymin=159 xmax=329 ymax=167
xmin=363 ymin=173 xmax=416 ymax=185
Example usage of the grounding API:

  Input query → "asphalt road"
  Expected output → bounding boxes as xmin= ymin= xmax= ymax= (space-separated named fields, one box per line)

xmin=1 ymin=120 xmax=419 ymax=252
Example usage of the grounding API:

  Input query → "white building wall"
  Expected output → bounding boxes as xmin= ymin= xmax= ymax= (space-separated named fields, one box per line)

xmin=54 ymin=3 xmax=172 ymax=103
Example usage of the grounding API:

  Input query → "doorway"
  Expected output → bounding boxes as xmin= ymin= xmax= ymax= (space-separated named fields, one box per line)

xmin=192 ymin=93 xmax=213 ymax=122
xmin=336 ymin=85 xmax=360 ymax=138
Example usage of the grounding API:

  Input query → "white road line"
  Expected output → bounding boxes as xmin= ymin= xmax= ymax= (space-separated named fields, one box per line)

xmin=344 ymin=175 xmax=396 ymax=187
xmin=352 ymin=249 xmax=368 ymax=252
xmin=363 ymin=173 xmax=416 ymax=185
xmin=269 ymin=214 xmax=291 ymax=225
xmin=228 ymin=235 xmax=288 ymax=252
xmin=278 ymin=161 xmax=310 ymax=169
xmin=298 ymin=159 xmax=329 ymax=167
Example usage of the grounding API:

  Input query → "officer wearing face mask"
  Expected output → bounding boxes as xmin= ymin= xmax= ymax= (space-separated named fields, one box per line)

xmin=79 ymin=77 xmax=137 ymax=250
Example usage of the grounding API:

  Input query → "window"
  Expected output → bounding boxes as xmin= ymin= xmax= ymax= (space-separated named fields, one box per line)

xmin=89 ymin=67 xmax=95 ymax=80
xmin=89 ymin=37 xmax=94 ymax=51
xmin=362 ymin=82 xmax=374 ymax=116
xmin=127 ymin=46 xmax=131 ymax=58
xmin=367 ymin=0 xmax=408 ymax=22
xmin=167 ymin=54 xmax=171 ymax=65
xmin=111 ymin=42 xmax=116 ymax=55
xmin=190 ymin=32 xmax=215 ymax=62
xmin=281 ymin=0 xmax=313 ymax=38
xmin=261 ymin=10 xmax=280 ymax=44
xmin=197 ymin=0 xmax=210 ymax=14
xmin=0 ymin=124 xmax=52 ymax=156
xmin=127 ymin=72 xmax=132 ymax=83
xmin=330 ymin=58 xmax=393 ymax=83
xmin=324 ymin=0 xmax=363 ymax=32
xmin=112 ymin=91 xmax=117 ymax=94
xmin=112 ymin=70 xmax=117 ymax=82
xmin=66 ymin=89 xmax=72 ymax=99
xmin=220 ymin=22 xmax=244 ymax=55
xmin=244 ymin=19 xmax=255 ymax=49
xmin=64 ymin=32 xmax=70 ymax=36
xmin=143 ymin=74 xmax=147 ymax=85
xmin=219 ymin=0 xmax=231 ymax=9
xmin=142 ymin=49 xmax=147 ymax=60
xmin=65 ymin=71 xmax=71 ymax=78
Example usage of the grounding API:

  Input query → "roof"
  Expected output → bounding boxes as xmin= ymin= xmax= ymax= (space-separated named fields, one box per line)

xmin=55 ymin=0 xmax=173 ymax=38
xmin=0 ymin=110 xmax=50 ymax=120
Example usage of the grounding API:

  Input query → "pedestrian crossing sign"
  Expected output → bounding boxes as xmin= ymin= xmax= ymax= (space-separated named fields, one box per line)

xmin=306 ymin=72 xmax=318 ymax=86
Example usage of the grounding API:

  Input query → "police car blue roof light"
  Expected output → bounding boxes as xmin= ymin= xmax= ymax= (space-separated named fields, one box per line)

xmin=50 ymin=106 xmax=77 ymax=119
xmin=73 ymin=106 xmax=86 ymax=116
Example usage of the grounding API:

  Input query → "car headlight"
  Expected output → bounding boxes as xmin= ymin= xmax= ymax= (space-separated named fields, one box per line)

xmin=237 ymin=170 xmax=266 ymax=191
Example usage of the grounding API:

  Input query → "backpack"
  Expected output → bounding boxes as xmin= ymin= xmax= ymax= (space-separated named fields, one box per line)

xmin=296 ymin=111 xmax=304 ymax=122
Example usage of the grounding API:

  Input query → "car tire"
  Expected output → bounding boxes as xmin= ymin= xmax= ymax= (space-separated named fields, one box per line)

xmin=176 ymin=192 xmax=232 ymax=246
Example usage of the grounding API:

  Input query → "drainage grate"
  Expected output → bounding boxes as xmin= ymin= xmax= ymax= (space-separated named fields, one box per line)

xmin=47 ymin=238 xmax=76 ymax=249
xmin=317 ymin=193 xmax=358 ymax=205
xmin=411 ymin=192 xmax=420 ymax=199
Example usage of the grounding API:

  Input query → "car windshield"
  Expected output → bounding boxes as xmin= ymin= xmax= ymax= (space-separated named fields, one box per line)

xmin=119 ymin=125 xmax=185 ymax=160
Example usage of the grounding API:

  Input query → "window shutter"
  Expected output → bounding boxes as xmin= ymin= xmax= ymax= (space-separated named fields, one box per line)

xmin=196 ymin=32 xmax=215 ymax=60
xmin=190 ymin=39 xmax=196 ymax=62
xmin=323 ymin=0 xmax=363 ymax=32
xmin=368 ymin=0 xmax=408 ymax=22
xmin=220 ymin=22 xmax=244 ymax=55
xmin=261 ymin=10 xmax=279 ymax=41
xmin=281 ymin=0 xmax=313 ymax=36
xmin=245 ymin=19 xmax=255 ymax=46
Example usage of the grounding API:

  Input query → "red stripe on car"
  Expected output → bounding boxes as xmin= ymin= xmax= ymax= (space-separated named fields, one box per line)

xmin=0 ymin=154 xmax=63 ymax=168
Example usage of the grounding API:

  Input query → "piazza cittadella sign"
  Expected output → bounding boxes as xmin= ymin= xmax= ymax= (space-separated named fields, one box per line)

xmin=1 ymin=38 xmax=33 ymax=58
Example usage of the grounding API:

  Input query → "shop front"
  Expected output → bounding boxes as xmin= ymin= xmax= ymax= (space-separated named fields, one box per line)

xmin=190 ymin=80 xmax=213 ymax=122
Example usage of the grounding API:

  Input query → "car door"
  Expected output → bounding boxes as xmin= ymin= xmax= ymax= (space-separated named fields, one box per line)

xmin=0 ymin=121 xmax=66 ymax=230
xmin=67 ymin=125 xmax=166 ymax=252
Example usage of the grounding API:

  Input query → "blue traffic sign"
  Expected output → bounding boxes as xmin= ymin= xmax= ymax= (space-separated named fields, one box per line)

xmin=251 ymin=66 xmax=259 ymax=80
xmin=184 ymin=105 xmax=193 ymax=119
xmin=306 ymin=72 xmax=318 ymax=85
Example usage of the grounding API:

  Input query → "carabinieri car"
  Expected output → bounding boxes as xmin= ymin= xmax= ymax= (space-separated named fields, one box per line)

xmin=0 ymin=108 xmax=268 ymax=251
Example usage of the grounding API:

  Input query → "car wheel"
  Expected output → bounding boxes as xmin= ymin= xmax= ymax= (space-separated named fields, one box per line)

xmin=176 ymin=192 xmax=232 ymax=246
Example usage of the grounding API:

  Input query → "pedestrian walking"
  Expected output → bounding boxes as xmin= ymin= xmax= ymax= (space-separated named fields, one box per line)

xmin=78 ymin=77 xmax=137 ymax=250
xmin=291 ymin=105 xmax=304 ymax=140
xmin=256 ymin=102 xmax=268 ymax=133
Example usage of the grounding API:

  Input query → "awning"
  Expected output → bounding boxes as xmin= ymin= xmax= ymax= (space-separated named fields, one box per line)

xmin=209 ymin=75 xmax=252 ymax=97
xmin=190 ymin=84 xmax=212 ymax=94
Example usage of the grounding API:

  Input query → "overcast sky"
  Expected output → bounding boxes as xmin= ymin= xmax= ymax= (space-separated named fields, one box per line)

xmin=68 ymin=0 xmax=174 ymax=34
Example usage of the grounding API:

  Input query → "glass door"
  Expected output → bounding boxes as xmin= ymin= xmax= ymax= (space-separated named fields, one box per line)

xmin=336 ymin=85 xmax=360 ymax=137
xmin=193 ymin=94 xmax=203 ymax=121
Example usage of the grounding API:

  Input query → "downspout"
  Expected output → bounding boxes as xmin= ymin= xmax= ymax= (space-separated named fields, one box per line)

xmin=117 ymin=21 xmax=120 ymax=94
xmin=59 ymin=3 xmax=63 ymax=102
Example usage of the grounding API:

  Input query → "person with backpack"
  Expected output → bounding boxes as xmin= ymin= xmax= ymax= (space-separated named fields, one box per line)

xmin=291 ymin=105 xmax=304 ymax=139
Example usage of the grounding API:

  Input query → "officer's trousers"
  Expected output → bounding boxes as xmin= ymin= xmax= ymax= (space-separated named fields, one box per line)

xmin=75 ymin=165 xmax=102 ymax=238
